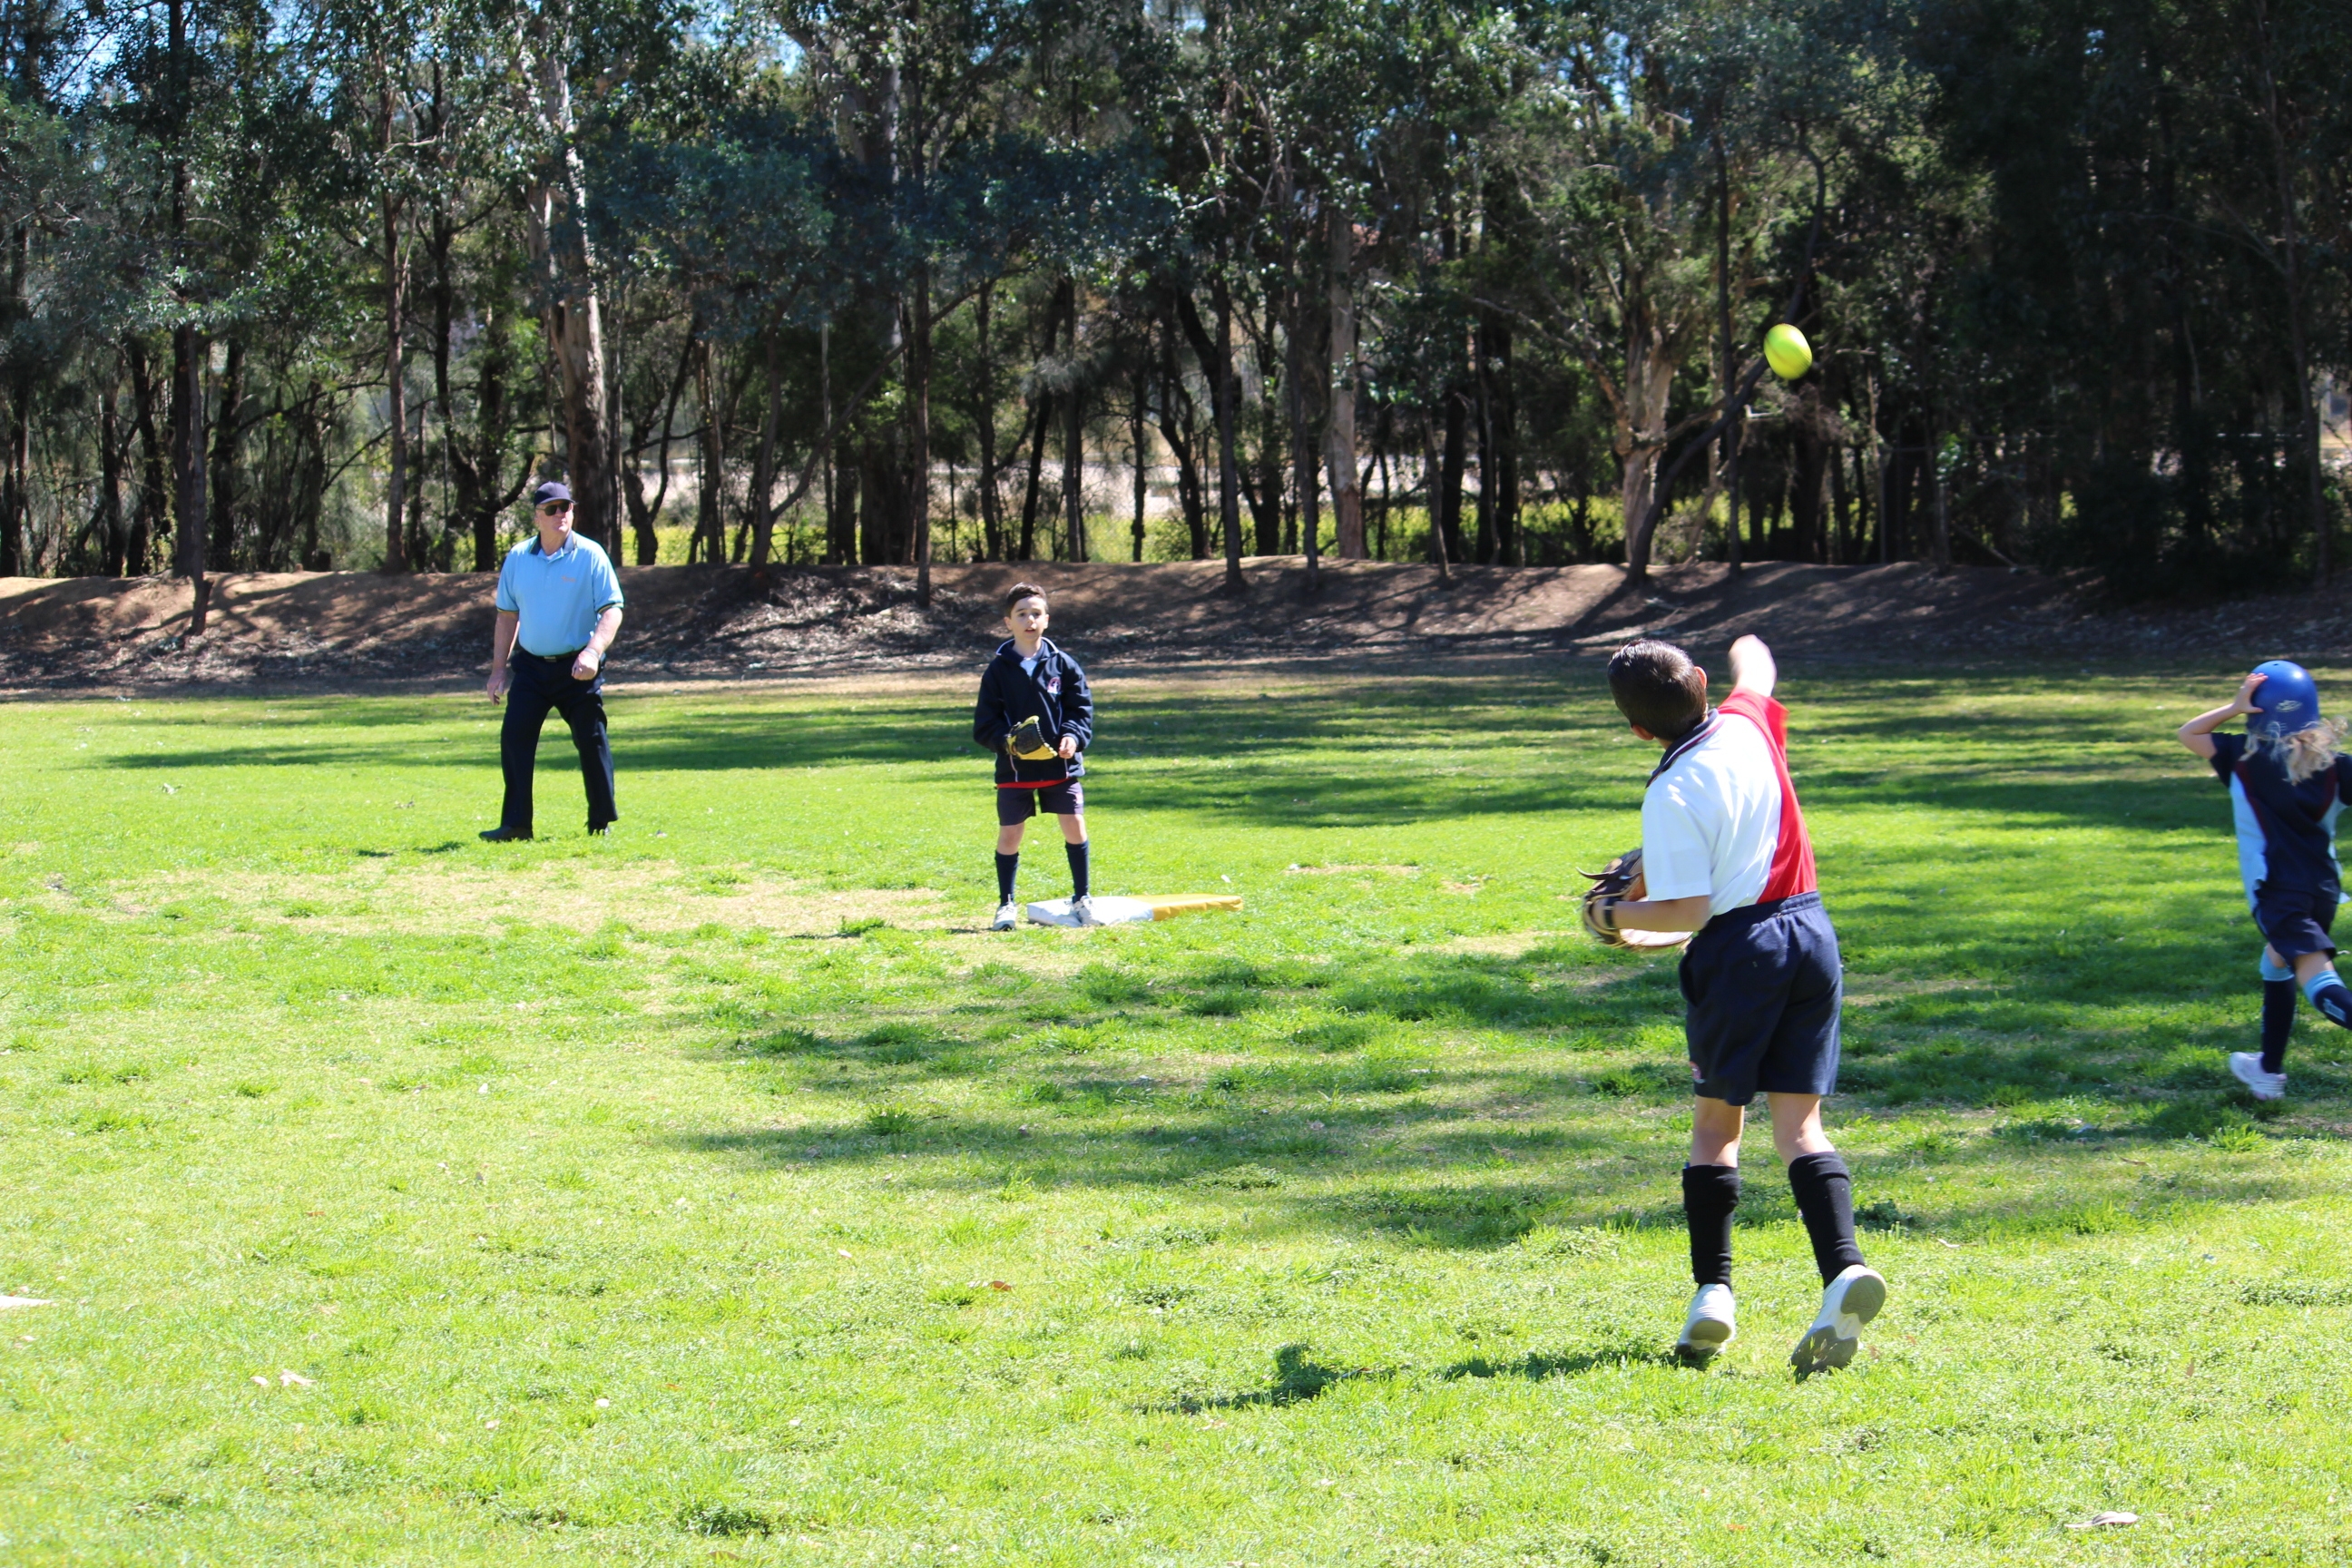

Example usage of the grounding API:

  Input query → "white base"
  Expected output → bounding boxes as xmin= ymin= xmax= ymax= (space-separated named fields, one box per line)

xmin=1024 ymin=895 xmax=1243 ymax=927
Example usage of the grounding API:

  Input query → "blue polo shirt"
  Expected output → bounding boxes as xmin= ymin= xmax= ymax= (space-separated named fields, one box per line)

xmin=495 ymin=533 xmax=623 ymax=656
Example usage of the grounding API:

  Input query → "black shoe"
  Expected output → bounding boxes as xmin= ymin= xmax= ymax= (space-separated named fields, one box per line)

xmin=479 ymin=827 xmax=533 ymax=843
xmin=587 ymin=826 xmax=611 ymax=838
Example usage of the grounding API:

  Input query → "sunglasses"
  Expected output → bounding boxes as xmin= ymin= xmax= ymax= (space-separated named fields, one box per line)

xmin=536 ymin=500 xmax=573 ymax=514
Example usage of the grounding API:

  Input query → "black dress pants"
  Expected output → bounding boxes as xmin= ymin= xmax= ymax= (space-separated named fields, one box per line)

xmin=500 ymin=651 xmax=616 ymax=834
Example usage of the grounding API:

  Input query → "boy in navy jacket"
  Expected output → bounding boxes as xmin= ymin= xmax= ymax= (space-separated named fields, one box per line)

xmin=973 ymin=583 xmax=1094 ymax=927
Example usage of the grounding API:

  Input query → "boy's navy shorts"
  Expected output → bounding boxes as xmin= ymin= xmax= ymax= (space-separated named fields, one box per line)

xmin=2253 ymin=882 xmax=2339 ymax=963
xmin=1680 ymin=891 xmax=1843 ymax=1107
xmin=997 ymin=779 xmax=1084 ymax=826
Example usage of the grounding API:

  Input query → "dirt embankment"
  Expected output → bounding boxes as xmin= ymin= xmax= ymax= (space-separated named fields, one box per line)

xmin=0 ymin=557 xmax=2341 ymax=692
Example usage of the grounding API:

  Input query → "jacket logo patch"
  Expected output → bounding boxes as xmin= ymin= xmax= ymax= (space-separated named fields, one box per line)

xmin=1046 ymin=677 xmax=1062 ymax=694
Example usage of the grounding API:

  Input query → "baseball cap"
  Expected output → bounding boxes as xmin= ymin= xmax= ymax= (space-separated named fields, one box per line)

xmin=534 ymin=481 xmax=573 ymax=507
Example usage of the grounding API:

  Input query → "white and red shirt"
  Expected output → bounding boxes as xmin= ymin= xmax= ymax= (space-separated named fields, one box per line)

xmin=1639 ymin=688 xmax=1818 ymax=918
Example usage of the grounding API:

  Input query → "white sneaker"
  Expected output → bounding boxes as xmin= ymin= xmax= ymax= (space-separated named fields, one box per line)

xmin=991 ymin=902 xmax=1019 ymax=931
xmin=1791 ymin=1264 xmax=1886 ymax=1375
xmin=2230 ymin=1052 xmax=2287 ymax=1101
xmin=1069 ymin=895 xmax=1097 ymax=926
xmin=1677 ymin=1283 xmax=1736 ymax=1361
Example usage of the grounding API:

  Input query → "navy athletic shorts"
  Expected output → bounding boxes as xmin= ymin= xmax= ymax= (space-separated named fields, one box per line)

xmin=1680 ymin=891 xmax=1843 ymax=1107
xmin=997 ymin=779 xmax=1084 ymax=826
xmin=2253 ymin=882 xmax=2339 ymax=963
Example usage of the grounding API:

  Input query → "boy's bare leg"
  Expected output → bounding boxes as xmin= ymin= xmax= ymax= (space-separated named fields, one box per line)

xmin=1765 ymin=1093 xmax=1837 ymax=1160
xmin=1690 ymin=1096 xmax=1746 ymax=1166
xmin=996 ymin=821 xmax=1026 ymax=855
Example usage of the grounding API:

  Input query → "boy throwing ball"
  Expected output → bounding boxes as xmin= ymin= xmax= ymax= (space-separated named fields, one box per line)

xmin=1591 ymin=635 xmax=1886 ymax=1372
xmin=2177 ymin=661 xmax=2352 ymax=1101
xmin=973 ymin=583 xmax=1094 ymax=929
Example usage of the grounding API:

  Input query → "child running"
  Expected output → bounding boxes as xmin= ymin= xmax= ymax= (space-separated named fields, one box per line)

xmin=2177 ymin=661 xmax=2352 ymax=1101
xmin=973 ymin=583 xmax=1095 ymax=929
xmin=1591 ymin=634 xmax=1886 ymax=1373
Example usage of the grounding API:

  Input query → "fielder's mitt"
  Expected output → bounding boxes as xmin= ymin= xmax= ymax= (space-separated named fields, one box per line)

xmin=1578 ymin=848 xmax=1691 ymax=951
xmin=1006 ymin=715 xmax=1058 ymax=761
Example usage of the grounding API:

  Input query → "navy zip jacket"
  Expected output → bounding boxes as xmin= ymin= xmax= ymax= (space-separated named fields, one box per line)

xmin=973 ymin=637 xmax=1093 ymax=787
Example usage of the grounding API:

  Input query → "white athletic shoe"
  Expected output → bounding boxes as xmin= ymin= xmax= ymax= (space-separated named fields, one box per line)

xmin=1069 ymin=895 xmax=1097 ymax=926
xmin=1677 ymin=1283 xmax=1736 ymax=1361
xmin=1791 ymin=1264 xmax=1886 ymax=1375
xmin=2230 ymin=1052 xmax=2287 ymax=1102
xmin=991 ymin=902 xmax=1019 ymax=931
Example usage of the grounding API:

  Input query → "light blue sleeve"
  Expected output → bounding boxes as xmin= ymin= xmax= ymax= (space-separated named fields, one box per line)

xmin=494 ymin=551 xmax=521 ymax=613
xmin=593 ymin=545 xmax=623 ymax=610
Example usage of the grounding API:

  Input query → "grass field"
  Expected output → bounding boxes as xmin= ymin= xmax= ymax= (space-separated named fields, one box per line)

xmin=3 ymin=656 xmax=2349 ymax=1566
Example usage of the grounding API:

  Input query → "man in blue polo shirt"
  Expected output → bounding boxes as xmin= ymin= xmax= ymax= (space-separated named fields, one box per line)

xmin=481 ymin=481 xmax=624 ymax=841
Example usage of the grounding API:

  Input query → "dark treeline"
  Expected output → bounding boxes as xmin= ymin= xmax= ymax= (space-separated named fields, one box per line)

xmin=1 ymin=0 xmax=2347 ymax=614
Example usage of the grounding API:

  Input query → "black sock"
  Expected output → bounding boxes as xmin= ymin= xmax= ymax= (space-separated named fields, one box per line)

xmin=1681 ymin=1163 xmax=1740 ymax=1288
xmin=2311 ymin=980 xmax=2352 ymax=1031
xmin=2262 ymin=978 xmax=2298 ymax=1073
xmin=995 ymin=852 xmax=1018 ymax=904
xmin=1065 ymin=839 xmax=1090 ymax=898
xmin=1787 ymin=1152 xmax=1867 ymax=1286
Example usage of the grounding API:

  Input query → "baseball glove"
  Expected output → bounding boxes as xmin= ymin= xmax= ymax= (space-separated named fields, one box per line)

xmin=1578 ymin=848 xmax=1691 ymax=951
xmin=1005 ymin=715 xmax=1058 ymax=761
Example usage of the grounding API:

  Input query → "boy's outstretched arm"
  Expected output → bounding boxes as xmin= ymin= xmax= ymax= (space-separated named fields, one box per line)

xmin=1728 ymin=634 xmax=1776 ymax=699
xmin=2177 ymin=671 xmax=2265 ymax=760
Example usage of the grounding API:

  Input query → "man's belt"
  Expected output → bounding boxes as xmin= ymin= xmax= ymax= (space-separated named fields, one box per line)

xmin=521 ymin=646 xmax=587 ymax=660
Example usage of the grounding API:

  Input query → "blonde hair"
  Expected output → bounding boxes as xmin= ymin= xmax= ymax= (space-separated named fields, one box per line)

xmin=2268 ymin=716 xmax=2350 ymax=784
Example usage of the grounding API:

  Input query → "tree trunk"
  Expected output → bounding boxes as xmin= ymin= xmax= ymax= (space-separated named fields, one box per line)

xmin=1438 ymin=384 xmax=1469 ymax=564
xmin=1426 ymin=416 xmax=1451 ymax=583
xmin=750 ymin=328 xmax=786 ymax=573
xmin=1 ymin=222 xmax=24 ymax=578
xmin=1177 ymin=282 xmax=1245 ymax=590
xmin=98 ymin=371 xmax=124 ymax=574
xmin=1928 ymin=424 xmax=1951 ymax=572
xmin=694 ymin=342 xmax=725 ymax=564
xmin=1250 ymin=327 xmax=1282 ymax=556
xmin=1474 ymin=318 xmax=1498 ymax=564
xmin=1716 ymin=128 xmax=1742 ymax=579
xmin=1061 ymin=290 xmax=1083 ymax=563
xmin=1617 ymin=314 xmax=1676 ymax=582
xmin=1493 ymin=321 xmax=1520 ymax=564
xmin=379 ymin=92 xmax=408 ymax=573
xmin=1158 ymin=304 xmax=1206 ymax=558
xmin=910 ymin=269 xmax=935 ymax=601
xmin=522 ymin=13 xmax=614 ymax=552
xmin=126 ymin=339 xmax=164 ymax=575
xmin=1017 ymin=391 xmax=1052 ymax=562
xmin=171 ymin=324 xmax=210 ymax=629
xmin=1130 ymin=367 xmax=1150 ymax=563
xmin=1289 ymin=267 xmax=1320 ymax=587
xmin=1325 ymin=206 xmax=1363 ymax=559
xmin=208 ymin=338 xmax=242 ymax=572
xmin=974 ymin=281 xmax=1002 ymax=561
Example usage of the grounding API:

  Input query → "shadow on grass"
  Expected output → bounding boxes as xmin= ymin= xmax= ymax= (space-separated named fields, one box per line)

xmin=1149 ymin=1344 xmax=1388 ymax=1413
xmin=1441 ymin=1343 xmax=1681 ymax=1380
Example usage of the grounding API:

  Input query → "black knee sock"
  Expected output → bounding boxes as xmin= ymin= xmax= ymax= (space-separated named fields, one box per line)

xmin=1681 ymin=1163 xmax=1740 ymax=1288
xmin=995 ymin=852 xmax=1019 ymax=904
xmin=1065 ymin=839 xmax=1090 ymax=898
xmin=2262 ymin=978 xmax=2298 ymax=1073
xmin=2309 ymin=978 xmax=2352 ymax=1031
xmin=1787 ymin=1152 xmax=1866 ymax=1286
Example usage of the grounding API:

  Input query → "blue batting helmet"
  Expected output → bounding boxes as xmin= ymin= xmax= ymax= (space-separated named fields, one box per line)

xmin=2249 ymin=660 xmax=2323 ymax=740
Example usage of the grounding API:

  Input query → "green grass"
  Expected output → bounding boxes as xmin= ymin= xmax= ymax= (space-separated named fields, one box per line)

xmin=4 ymin=662 xmax=2351 ymax=1564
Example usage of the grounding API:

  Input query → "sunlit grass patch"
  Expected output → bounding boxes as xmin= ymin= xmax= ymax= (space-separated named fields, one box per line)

xmin=3 ymin=663 xmax=2351 ymax=1563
